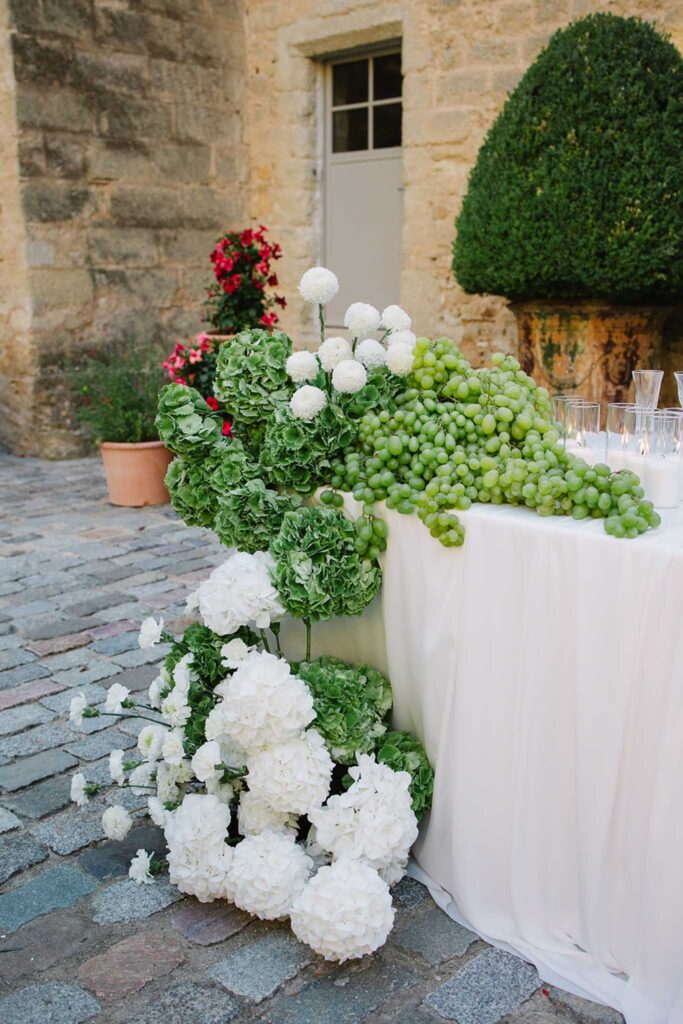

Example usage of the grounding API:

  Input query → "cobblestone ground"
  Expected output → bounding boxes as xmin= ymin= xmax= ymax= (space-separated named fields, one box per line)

xmin=0 ymin=455 xmax=624 ymax=1024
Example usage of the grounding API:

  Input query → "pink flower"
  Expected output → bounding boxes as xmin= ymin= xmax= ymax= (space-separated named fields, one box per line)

xmin=206 ymin=397 xmax=219 ymax=411
xmin=188 ymin=349 xmax=203 ymax=364
xmin=222 ymin=420 xmax=233 ymax=437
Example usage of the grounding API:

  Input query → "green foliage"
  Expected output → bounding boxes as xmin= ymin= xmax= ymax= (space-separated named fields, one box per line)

xmin=72 ymin=335 xmax=164 ymax=444
xmin=156 ymin=383 xmax=223 ymax=456
xmin=211 ymin=438 xmax=257 ymax=492
xmin=165 ymin=455 xmax=220 ymax=529
xmin=214 ymin=479 xmax=302 ymax=553
xmin=260 ymin=404 xmax=357 ymax=494
xmin=269 ymin=507 xmax=382 ymax=622
xmin=213 ymin=328 xmax=292 ymax=423
xmin=376 ymin=731 xmax=434 ymax=819
xmin=452 ymin=14 xmax=683 ymax=301
xmin=296 ymin=656 xmax=392 ymax=764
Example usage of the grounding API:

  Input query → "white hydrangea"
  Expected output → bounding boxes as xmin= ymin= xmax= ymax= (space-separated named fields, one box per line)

xmin=212 ymin=651 xmax=315 ymax=754
xmin=129 ymin=849 xmax=154 ymax=885
xmin=286 ymin=350 xmax=319 ymax=383
xmin=332 ymin=359 xmax=367 ymax=395
xmin=290 ymin=859 xmax=395 ymax=961
xmin=70 ymin=772 xmax=88 ymax=807
xmin=381 ymin=305 xmax=412 ymax=332
xmin=290 ymin=385 xmax=327 ymax=421
xmin=165 ymin=794 xmax=233 ymax=903
xmin=386 ymin=342 xmax=415 ymax=377
xmin=191 ymin=740 xmax=222 ymax=783
xmin=386 ymin=329 xmax=416 ymax=348
xmin=102 ymin=804 xmax=132 ymax=841
xmin=109 ymin=749 xmax=125 ymax=786
xmin=344 ymin=302 xmax=380 ymax=339
xmin=197 ymin=551 xmax=284 ymax=636
xmin=310 ymin=755 xmax=417 ymax=878
xmin=246 ymin=729 xmax=333 ymax=816
xmin=138 ymin=616 xmax=163 ymax=649
xmin=221 ymin=637 xmax=255 ymax=670
xmin=162 ymin=728 xmax=186 ymax=766
xmin=69 ymin=693 xmax=87 ymax=729
xmin=105 ymin=683 xmax=130 ymax=714
xmin=228 ymin=830 xmax=313 ymax=920
xmin=137 ymin=724 xmax=167 ymax=763
xmin=298 ymin=266 xmax=339 ymax=305
xmin=355 ymin=338 xmax=387 ymax=369
xmin=148 ymin=796 xmax=167 ymax=827
xmin=129 ymin=762 xmax=155 ymax=795
xmin=237 ymin=790 xmax=298 ymax=837
xmin=318 ymin=336 xmax=352 ymax=371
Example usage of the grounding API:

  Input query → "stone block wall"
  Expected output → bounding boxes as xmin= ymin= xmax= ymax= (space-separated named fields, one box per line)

xmin=1 ymin=0 xmax=247 ymax=456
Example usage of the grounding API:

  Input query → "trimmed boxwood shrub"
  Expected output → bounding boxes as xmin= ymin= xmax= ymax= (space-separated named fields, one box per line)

xmin=452 ymin=14 xmax=683 ymax=302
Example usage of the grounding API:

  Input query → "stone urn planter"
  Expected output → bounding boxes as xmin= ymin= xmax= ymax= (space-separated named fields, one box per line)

xmin=100 ymin=440 xmax=173 ymax=507
xmin=511 ymin=301 xmax=669 ymax=404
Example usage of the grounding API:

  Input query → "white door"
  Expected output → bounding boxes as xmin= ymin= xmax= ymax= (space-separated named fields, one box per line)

xmin=324 ymin=51 xmax=403 ymax=328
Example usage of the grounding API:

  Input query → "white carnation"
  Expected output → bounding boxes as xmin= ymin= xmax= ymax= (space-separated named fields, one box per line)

xmin=69 ymin=693 xmax=87 ymax=729
xmin=220 ymin=637 xmax=255 ymax=670
xmin=237 ymin=790 xmax=298 ymax=837
xmin=290 ymin=385 xmax=327 ymax=421
xmin=129 ymin=761 xmax=155 ymax=795
xmin=148 ymin=796 xmax=167 ymax=827
xmin=355 ymin=338 xmax=387 ymax=369
xmin=191 ymin=740 xmax=222 ymax=783
xmin=102 ymin=804 xmax=132 ymax=841
xmin=318 ymin=336 xmax=352 ymax=371
xmin=137 ymin=724 xmax=167 ymax=763
xmin=246 ymin=729 xmax=333 ymax=816
xmin=298 ymin=266 xmax=339 ymax=305
xmin=381 ymin=305 xmax=412 ymax=332
xmin=286 ymin=350 xmax=319 ymax=383
xmin=160 ymin=691 xmax=191 ymax=729
xmin=344 ymin=302 xmax=380 ymax=338
xmin=129 ymin=849 xmax=154 ymax=885
xmin=172 ymin=653 xmax=194 ymax=695
xmin=228 ymin=830 xmax=313 ymax=919
xmin=387 ymin=329 xmax=416 ymax=348
xmin=386 ymin=342 xmax=415 ymax=377
xmin=205 ymin=774 xmax=234 ymax=804
xmin=332 ymin=359 xmax=367 ymax=395
xmin=185 ymin=589 xmax=200 ymax=613
xmin=197 ymin=551 xmax=284 ymax=636
xmin=162 ymin=728 xmax=186 ymax=766
xmin=109 ymin=749 xmax=125 ymax=786
xmin=165 ymin=794 xmax=233 ymax=902
xmin=156 ymin=761 xmax=190 ymax=803
xmin=70 ymin=772 xmax=88 ymax=807
xmin=138 ymin=616 xmax=163 ymax=649
xmin=290 ymin=859 xmax=395 ymax=961
xmin=105 ymin=683 xmax=130 ymax=714
xmin=148 ymin=668 xmax=169 ymax=710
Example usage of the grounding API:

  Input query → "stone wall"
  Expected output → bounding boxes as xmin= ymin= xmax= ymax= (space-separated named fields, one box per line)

xmin=2 ymin=0 xmax=247 ymax=456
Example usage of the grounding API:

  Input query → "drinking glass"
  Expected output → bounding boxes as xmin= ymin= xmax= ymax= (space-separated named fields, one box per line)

xmin=552 ymin=395 xmax=584 ymax=438
xmin=675 ymin=372 xmax=683 ymax=409
xmin=605 ymin=402 xmax=636 ymax=470
xmin=632 ymin=369 xmax=664 ymax=409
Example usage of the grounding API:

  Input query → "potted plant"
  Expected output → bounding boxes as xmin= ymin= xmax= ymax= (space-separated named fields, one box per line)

xmin=74 ymin=336 xmax=172 ymax=507
xmin=452 ymin=14 xmax=683 ymax=403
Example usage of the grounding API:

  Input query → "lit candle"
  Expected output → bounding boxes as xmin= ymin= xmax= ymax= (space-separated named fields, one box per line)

xmin=643 ymin=456 xmax=680 ymax=509
xmin=608 ymin=449 xmax=628 ymax=472
xmin=576 ymin=446 xmax=599 ymax=467
xmin=624 ymin=451 xmax=645 ymax=480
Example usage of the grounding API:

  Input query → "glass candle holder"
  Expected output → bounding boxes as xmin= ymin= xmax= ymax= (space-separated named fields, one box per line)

xmin=662 ymin=408 xmax=683 ymax=496
xmin=622 ymin=407 xmax=647 ymax=481
xmin=552 ymin=395 xmax=584 ymax=438
xmin=641 ymin=411 xmax=681 ymax=508
xmin=632 ymin=369 xmax=664 ymax=410
xmin=605 ymin=403 xmax=636 ymax=471
xmin=565 ymin=401 xmax=601 ymax=464
xmin=675 ymin=371 xmax=683 ymax=409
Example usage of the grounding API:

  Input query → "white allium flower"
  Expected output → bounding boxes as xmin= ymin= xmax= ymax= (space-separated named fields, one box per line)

xmin=332 ymin=359 xmax=367 ymax=395
xmin=220 ymin=637 xmax=255 ymax=670
xmin=214 ymin=651 xmax=315 ymax=754
xmin=386 ymin=342 xmax=415 ymax=377
xmin=162 ymin=728 xmax=186 ymax=766
xmin=137 ymin=724 xmax=167 ymax=763
xmin=197 ymin=551 xmax=284 ymax=636
xmin=70 ymin=772 xmax=88 ymax=807
xmin=298 ymin=266 xmax=339 ymax=305
xmin=355 ymin=338 xmax=387 ymax=369
xmin=69 ymin=693 xmax=87 ymax=729
xmin=318 ymin=336 xmax=352 ymax=371
xmin=138 ymin=616 xmax=163 ymax=649
xmin=109 ymin=749 xmax=125 ymax=786
xmin=246 ymin=729 xmax=333 ymax=816
xmin=344 ymin=302 xmax=380 ymax=338
xmin=102 ymin=804 xmax=133 ymax=841
xmin=185 ymin=589 xmax=200 ymax=613
xmin=148 ymin=796 xmax=167 ymax=827
xmin=148 ymin=668 xmax=169 ymax=710
xmin=290 ymin=385 xmax=327 ymax=421
xmin=386 ymin=329 xmax=416 ymax=348
xmin=129 ymin=761 xmax=155 ymax=795
xmin=165 ymin=794 xmax=233 ymax=903
xmin=237 ymin=790 xmax=298 ymax=837
xmin=291 ymin=859 xmax=395 ymax=961
xmin=129 ymin=849 xmax=154 ymax=885
xmin=286 ymin=350 xmax=319 ymax=383
xmin=381 ymin=305 xmax=412 ymax=332
xmin=105 ymin=683 xmax=130 ymax=714
xmin=228 ymin=830 xmax=313 ymax=919
xmin=191 ymin=740 xmax=222 ymax=783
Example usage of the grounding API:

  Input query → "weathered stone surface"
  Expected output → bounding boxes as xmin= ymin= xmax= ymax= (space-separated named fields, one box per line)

xmin=0 ymin=805 xmax=21 ymax=832
xmin=425 ymin=948 xmax=540 ymax=1023
xmin=171 ymin=898 xmax=251 ymax=945
xmin=23 ymin=616 xmax=97 ymax=641
xmin=0 ymin=677 xmax=63 ymax=711
xmin=0 ymin=746 xmax=77 ymax=790
xmin=39 ymin=682 xmax=107 ymax=713
xmin=0 ymin=646 xmax=35 ymax=671
xmin=26 ymin=631 xmax=91 ymax=657
xmin=52 ymin=659 xmax=122 ymax=688
xmin=128 ymin=981 xmax=240 ymax=1024
xmin=92 ymin=876 xmax=182 ymax=924
xmin=30 ymin=802 xmax=106 ymax=855
xmin=548 ymin=988 xmax=624 ymax=1024
xmin=0 ymin=865 xmax=96 ymax=933
xmin=0 ymin=718 xmax=72 ymax=759
xmin=78 ymin=930 xmax=184 ymax=1002
xmin=63 ymin=593 xmax=134 ymax=617
xmin=0 ymin=982 xmax=100 ymax=1024
xmin=110 ymin=662 xmax=159 ymax=693
xmin=79 ymin=823 xmax=166 ymax=879
xmin=392 ymin=875 xmax=429 ymax=908
xmin=393 ymin=904 xmax=478 ymax=965
xmin=0 ymin=662 xmax=49 ymax=689
xmin=65 ymin=724 xmax=135 ymax=760
xmin=0 ymin=701 xmax=53 ymax=736
xmin=3 ymin=773 xmax=72 ymax=818
xmin=0 ymin=905 xmax=96 ymax=984
xmin=0 ymin=831 xmax=47 ymax=883
xmin=209 ymin=931 xmax=312 ymax=1002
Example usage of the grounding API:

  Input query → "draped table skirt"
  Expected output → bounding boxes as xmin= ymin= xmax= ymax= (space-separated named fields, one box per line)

xmin=281 ymin=501 xmax=683 ymax=1024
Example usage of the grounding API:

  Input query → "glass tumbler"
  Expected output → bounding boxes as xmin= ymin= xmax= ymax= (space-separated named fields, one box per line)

xmin=552 ymin=395 xmax=584 ymax=439
xmin=632 ymin=369 xmax=664 ymax=410
xmin=605 ymin=403 xmax=636 ymax=471
xmin=565 ymin=401 xmax=601 ymax=464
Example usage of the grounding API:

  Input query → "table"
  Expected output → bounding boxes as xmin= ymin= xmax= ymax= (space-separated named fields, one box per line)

xmin=283 ymin=501 xmax=683 ymax=1024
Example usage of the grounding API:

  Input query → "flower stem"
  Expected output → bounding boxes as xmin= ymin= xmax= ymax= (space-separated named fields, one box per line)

xmin=318 ymin=304 xmax=326 ymax=345
xmin=304 ymin=618 xmax=312 ymax=662
xmin=259 ymin=629 xmax=271 ymax=654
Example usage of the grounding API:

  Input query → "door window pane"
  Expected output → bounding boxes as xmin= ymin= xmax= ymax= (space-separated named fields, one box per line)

xmin=332 ymin=60 xmax=368 ymax=106
xmin=373 ymin=102 xmax=402 ymax=149
xmin=333 ymin=108 xmax=369 ymax=153
xmin=373 ymin=53 xmax=402 ymax=100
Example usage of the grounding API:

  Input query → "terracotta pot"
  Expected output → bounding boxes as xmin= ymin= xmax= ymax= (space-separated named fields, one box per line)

xmin=511 ymin=300 xmax=670 ymax=404
xmin=100 ymin=440 xmax=173 ymax=507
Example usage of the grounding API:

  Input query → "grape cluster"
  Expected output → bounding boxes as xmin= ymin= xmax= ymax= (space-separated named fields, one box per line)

xmin=327 ymin=338 xmax=661 ymax=547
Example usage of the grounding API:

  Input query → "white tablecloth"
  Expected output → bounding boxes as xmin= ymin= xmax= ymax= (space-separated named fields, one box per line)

xmin=283 ymin=501 xmax=683 ymax=1024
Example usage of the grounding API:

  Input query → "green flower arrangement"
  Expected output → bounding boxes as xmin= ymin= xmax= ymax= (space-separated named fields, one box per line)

xmin=269 ymin=507 xmax=382 ymax=623
xmin=213 ymin=328 xmax=293 ymax=423
xmin=260 ymin=404 xmax=357 ymax=494
xmin=296 ymin=655 xmax=392 ymax=763
xmin=215 ymin=479 xmax=302 ymax=553
xmin=376 ymin=731 xmax=434 ymax=819
xmin=156 ymin=383 xmax=223 ymax=457
xmin=164 ymin=455 xmax=220 ymax=530
xmin=210 ymin=438 xmax=257 ymax=494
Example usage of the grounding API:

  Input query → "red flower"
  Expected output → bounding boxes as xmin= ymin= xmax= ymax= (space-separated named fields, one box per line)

xmin=188 ymin=349 xmax=203 ymax=364
xmin=222 ymin=419 xmax=233 ymax=437
xmin=255 ymin=261 xmax=269 ymax=276
xmin=258 ymin=245 xmax=271 ymax=261
xmin=240 ymin=229 xmax=254 ymax=246
xmin=205 ymin=396 xmax=219 ymax=411
xmin=267 ymin=274 xmax=278 ymax=287
xmin=174 ymin=376 xmax=188 ymax=386
xmin=275 ymin=295 xmax=287 ymax=308
xmin=260 ymin=312 xmax=279 ymax=327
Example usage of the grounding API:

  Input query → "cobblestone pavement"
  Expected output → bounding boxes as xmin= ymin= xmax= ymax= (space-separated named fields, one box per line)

xmin=0 ymin=455 xmax=624 ymax=1024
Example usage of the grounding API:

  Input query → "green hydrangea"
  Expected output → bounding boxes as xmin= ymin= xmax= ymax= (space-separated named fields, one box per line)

xmin=376 ymin=731 xmax=434 ymax=819
xmin=213 ymin=328 xmax=292 ymax=423
xmin=165 ymin=455 xmax=220 ymax=529
xmin=156 ymin=383 xmax=223 ymax=456
xmin=260 ymin=404 xmax=357 ymax=494
xmin=210 ymin=438 xmax=256 ymax=494
xmin=269 ymin=507 xmax=382 ymax=621
xmin=296 ymin=656 xmax=392 ymax=763
xmin=215 ymin=479 xmax=302 ymax=553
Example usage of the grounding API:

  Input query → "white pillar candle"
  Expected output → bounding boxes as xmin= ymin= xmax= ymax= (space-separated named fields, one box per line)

xmin=625 ymin=451 xmax=645 ymax=480
xmin=608 ymin=449 xmax=628 ymax=473
xmin=576 ymin=446 xmax=599 ymax=467
xmin=643 ymin=456 xmax=680 ymax=509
